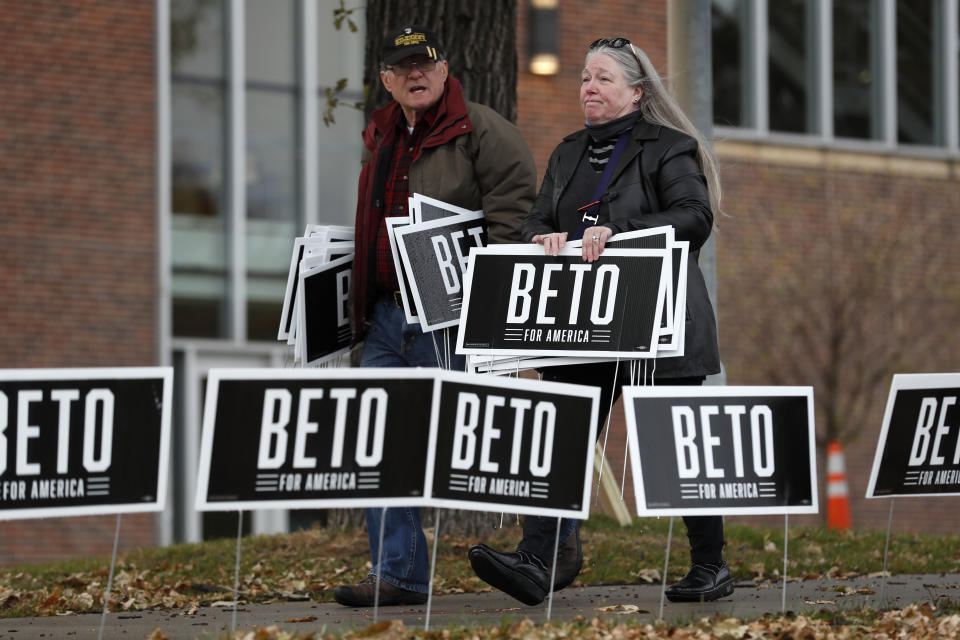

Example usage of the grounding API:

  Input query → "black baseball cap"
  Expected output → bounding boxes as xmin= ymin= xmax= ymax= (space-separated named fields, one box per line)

xmin=380 ymin=25 xmax=446 ymax=65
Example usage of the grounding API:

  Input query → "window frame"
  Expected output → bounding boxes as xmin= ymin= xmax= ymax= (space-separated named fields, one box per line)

xmin=713 ymin=0 xmax=960 ymax=157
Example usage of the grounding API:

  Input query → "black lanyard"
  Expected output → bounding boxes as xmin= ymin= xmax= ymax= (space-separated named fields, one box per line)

xmin=570 ymin=131 xmax=630 ymax=240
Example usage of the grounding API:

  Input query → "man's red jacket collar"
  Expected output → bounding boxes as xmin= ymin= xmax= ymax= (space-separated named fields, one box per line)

xmin=362 ymin=76 xmax=473 ymax=151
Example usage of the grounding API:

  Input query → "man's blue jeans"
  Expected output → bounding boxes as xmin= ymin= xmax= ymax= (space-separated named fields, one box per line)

xmin=361 ymin=299 xmax=464 ymax=593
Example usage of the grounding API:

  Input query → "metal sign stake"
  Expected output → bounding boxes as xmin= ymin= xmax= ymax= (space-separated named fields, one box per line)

xmin=425 ymin=508 xmax=442 ymax=630
xmin=231 ymin=510 xmax=243 ymax=635
xmin=373 ymin=506 xmax=387 ymax=622
xmin=658 ymin=516 xmax=674 ymax=621
xmin=546 ymin=516 xmax=561 ymax=621
xmin=781 ymin=514 xmax=789 ymax=614
xmin=595 ymin=360 xmax=621 ymax=505
xmin=880 ymin=498 xmax=895 ymax=606
xmin=96 ymin=514 xmax=123 ymax=640
xmin=621 ymin=360 xmax=642 ymax=500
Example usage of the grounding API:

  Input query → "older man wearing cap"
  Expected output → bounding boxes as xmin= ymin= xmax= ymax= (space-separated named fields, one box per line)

xmin=333 ymin=26 xmax=537 ymax=608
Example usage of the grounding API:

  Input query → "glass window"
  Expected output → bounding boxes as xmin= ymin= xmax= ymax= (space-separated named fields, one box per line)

xmin=245 ymin=90 xmax=298 ymax=341
xmin=768 ymin=0 xmax=810 ymax=133
xmin=317 ymin=4 xmax=366 ymax=226
xmin=712 ymin=0 xmax=745 ymax=127
xmin=169 ymin=0 xmax=367 ymax=343
xmin=171 ymin=0 xmax=228 ymax=338
xmin=245 ymin=0 xmax=299 ymax=341
xmin=833 ymin=0 xmax=875 ymax=139
xmin=897 ymin=0 xmax=935 ymax=144
xmin=171 ymin=0 xmax=223 ymax=78
xmin=245 ymin=0 xmax=296 ymax=85
xmin=172 ymin=85 xmax=224 ymax=219
xmin=246 ymin=91 xmax=298 ymax=223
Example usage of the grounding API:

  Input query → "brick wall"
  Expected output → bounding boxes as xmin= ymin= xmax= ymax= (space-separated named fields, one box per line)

xmin=0 ymin=1 xmax=158 ymax=563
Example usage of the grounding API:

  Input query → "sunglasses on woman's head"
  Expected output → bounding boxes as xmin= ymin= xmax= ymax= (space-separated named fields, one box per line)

xmin=589 ymin=37 xmax=644 ymax=71
xmin=589 ymin=37 xmax=632 ymax=49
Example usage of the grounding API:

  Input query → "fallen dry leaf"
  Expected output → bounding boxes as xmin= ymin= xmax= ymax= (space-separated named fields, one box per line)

xmin=710 ymin=617 xmax=748 ymax=638
xmin=355 ymin=619 xmax=406 ymax=638
xmin=59 ymin=575 xmax=87 ymax=589
xmin=636 ymin=568 xmax=660 ymax=583
xmin=210 ymin=599 xmax=244 ymax=607
xmin=597 ymin=603 xmax=644 ymax=614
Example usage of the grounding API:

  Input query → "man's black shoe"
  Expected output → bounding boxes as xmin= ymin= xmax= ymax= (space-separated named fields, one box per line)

xmin=333 ymin=574 xmax=428 ymax=607
xmin=552 ymin=524 xmax=582 ymax=591
xmin=664 ymin=562 xmax=734 ymax=602
xmin=468 ymin=544 xmax=549 ymax=606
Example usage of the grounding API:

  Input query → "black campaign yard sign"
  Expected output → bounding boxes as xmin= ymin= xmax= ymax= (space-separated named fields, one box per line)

xmin=866 ymin=373 xmax=960 ymax=498
xmin=457 ymin=246 xmax=669 ymax=358
xmin=196 ymin=368 xmax=437 ymax=511
xmin=428 ymin=371 xmax=599 ymax=518
xmin=623 ymin=386 xmax=818 ymax=516
xmin=0 ymin=367 xmax=172 ymax=520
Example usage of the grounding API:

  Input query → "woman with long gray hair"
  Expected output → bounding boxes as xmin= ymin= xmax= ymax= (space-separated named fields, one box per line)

xmin=467 ymin=37 xmax=731 ymax=606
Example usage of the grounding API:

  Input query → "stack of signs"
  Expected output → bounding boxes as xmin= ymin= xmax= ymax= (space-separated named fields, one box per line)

xmin=0 ymin=368 xmax=172 ymax=520
xmin=866 ymin=373 xmax=960 ymax=498
xmin=195 ymin=368 xmax=599 ymax=520
xmin=622 ymin=386 xmax=818 ymax=516
xmin=457 ymin=226 xmax=688 ymax=373
xmin=277 ymin=225 xmax=355 ymax=366
xmin=408 ymin=193 xmax=479 ymax=223
xmin=387 ymin=194 xmax=485 ymax=330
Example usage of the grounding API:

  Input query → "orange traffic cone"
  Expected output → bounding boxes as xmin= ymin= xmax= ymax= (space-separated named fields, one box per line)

xmin=826 ymin=439 xmax=852 ymax=530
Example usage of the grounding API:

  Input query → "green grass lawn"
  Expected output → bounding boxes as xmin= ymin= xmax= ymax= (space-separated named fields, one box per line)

xmin=0 ymin=515 xmax=957 ymax=620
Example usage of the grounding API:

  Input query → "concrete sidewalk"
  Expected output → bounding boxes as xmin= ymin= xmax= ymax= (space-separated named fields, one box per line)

xmin=3 ymin=573 xmax=959 ymax=639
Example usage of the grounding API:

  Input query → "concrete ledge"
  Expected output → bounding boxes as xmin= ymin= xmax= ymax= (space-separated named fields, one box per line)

xmin=715 ymin=140 xmax=959 ymax=180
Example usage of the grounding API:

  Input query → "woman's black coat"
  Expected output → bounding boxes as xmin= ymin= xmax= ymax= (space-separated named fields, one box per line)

xmin=522 ymin=116 xmax=721 ymax=379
